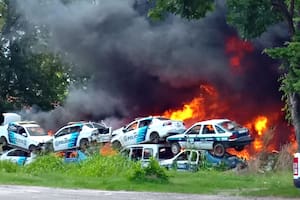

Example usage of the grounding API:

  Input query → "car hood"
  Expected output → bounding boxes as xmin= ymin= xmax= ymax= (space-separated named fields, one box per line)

xmin=111 ymin=128 xmax=124 ymax=137
xmin=31 ymin=135 xmax=53 ymax=143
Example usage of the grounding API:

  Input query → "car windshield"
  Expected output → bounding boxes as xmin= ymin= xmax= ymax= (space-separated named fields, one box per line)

xmin=219 ymin=121 xmax=242 ymax=131
xmin=26 ymin=126 xmax=48 ymax=136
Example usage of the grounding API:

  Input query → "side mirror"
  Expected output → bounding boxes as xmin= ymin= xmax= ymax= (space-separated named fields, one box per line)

xmin=22 ymin=132 xmax=27 ymax=137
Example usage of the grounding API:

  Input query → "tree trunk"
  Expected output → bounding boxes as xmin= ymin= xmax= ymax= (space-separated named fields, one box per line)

xmin=289 ymin=93 xmax=300 ymax=152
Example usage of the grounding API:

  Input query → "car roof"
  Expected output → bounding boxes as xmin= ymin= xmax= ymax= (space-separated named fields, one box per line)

xmin=122 ymin=143 xmax=169 ymax=149
xmin=10 ymin=121 xmax=40 ymax=127
xmin=193 ymin=119 xmax=230 ymax=125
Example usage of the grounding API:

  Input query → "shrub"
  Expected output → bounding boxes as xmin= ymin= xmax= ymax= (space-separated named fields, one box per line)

xmin=23 ymin=154 xmax=65 ymax=175
xmin=0 ymin=160 xmax=19 ymax=173
xmin=128 ymin=157 xmax=169 ymax=183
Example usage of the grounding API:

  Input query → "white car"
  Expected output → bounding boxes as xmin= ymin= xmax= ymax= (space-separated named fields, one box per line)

xmin=111 ymin=116 xmax=186 ymax=150
xmin=167 ymin=119 xmax=253 ymax=157
xmin=0 ymin=148 xmax=36 ymax=165
xmin=52 ymin=121 xmax=112 ymax=152
xmin=0 ymin=121 xmax=53 ymax=152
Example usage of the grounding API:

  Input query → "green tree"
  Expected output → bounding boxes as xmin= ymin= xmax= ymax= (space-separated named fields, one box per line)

xmin=0 ymin=0 xmax=73 ymax=111
xmin=149 ymin=0 xmax=300 ymax=151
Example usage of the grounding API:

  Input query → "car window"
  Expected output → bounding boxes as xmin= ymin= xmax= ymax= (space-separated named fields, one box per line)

xmin=220 ymin=121 xmax=241 ymax=131
xmin=139 ymin=119 xmax=152 ymax=128
xmin=186 ymin=125 xmax=201 ymax=135
xmin=126 ymin=122 xmax=138 ymax=132
xmin=143 ymin=148 xmax=153 ymax=159
xmin=90 ymin=123 xmax=110 ymax=134
xmin=56 ymin=128 xmax=69 ymax=137
xmin=7 ymin=150 xmax=30 ymax=157
xmin=70 ymin=126 xmax=81 ymax=133
xmin=176 ymin=151 xmax=189 ymax=161
xmin=215 ymin=125 xmax=225 ymax=133
xmin=202 ymin=124 xmax=216 ymax=134
xmin=7 ymin=124 xmax=17 ymax=132
xmin=158 ymin=147 xmax=173 ymax=159
xmin=131 ymin=148 xmax=143 ymax=161
xmin=26 ymin=126 xmax=48 ymax=136
xmin=17 ymin=127 xmax=26 ymax=135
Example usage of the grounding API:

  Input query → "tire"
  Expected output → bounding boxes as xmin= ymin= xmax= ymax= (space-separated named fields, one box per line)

xmin=171 ymin=142 xmax=181 ymax=155
xmin=112 ymin=141 xmax=121 ymax=151
xmin=213 ymin=143 xmax=225 ymax=157
xmin=79 ymin=139 xmax=89 ymax=151
xmin=150 ymin=132 xmax=160 ymax=144
xmin=234 ymin=145 xmax=244 ymax=151
xmin=0 ymin=136 xmax=8 ymax=146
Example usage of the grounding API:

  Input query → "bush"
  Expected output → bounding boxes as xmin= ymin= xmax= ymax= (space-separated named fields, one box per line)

xmin=23 ymin=154 xmax=65 ymax=175
xmin=0 ymin=160 xmax=19 ymax=173
xmin=128 ymin=157 xmax=169 ymax=183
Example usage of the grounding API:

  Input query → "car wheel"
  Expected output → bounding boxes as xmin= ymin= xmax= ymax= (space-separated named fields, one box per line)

xmin=150 ymin=132 xmax=160 ymax=143
xmin=171 ymin=142 xmax=181 ymax=155
xmin=79 ymin=139 xmax=89 ymax=151
xmin=213 ymin=143 xmax=225 ymax=157
xmin=234 ymin=145 xmax=244 ymax=151
xmin=0 ymin=136 xmax=8 ymax=146
xmin=112 ymin=141 xmax=121 ymax=151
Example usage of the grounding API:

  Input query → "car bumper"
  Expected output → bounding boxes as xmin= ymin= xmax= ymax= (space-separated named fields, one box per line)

xmin=228 ymin=136 xmax=253 ymax=147
xmin=294 ymin=177 xmax=300 ymax=188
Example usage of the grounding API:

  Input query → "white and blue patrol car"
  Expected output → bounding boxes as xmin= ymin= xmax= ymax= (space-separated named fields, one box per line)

xmin=166 ymin=119 xmax=253 ymax=157
xmin=111 ymin=116 xmax=186 ymax=150
xmin=0 ymin=148 xmax=36 ymax=165
xmin=0 ymin=121 xmax=53 ymax=152
xmin=52 ymin=121 xmax=111 ymax=152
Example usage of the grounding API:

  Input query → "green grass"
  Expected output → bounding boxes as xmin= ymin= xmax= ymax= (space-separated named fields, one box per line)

xmin=0 ymin=154 xmax=300 ymax=197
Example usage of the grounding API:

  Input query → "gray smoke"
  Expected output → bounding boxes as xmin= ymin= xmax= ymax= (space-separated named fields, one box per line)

xmin=15 ymin=0 xmax=288 ymax=131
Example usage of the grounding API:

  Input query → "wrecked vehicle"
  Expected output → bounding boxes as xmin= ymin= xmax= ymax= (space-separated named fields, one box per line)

xmin=167 ymin=119 xmax=253 ymax=157
xmin=111 ymin=116 xmax=186 ymax=150
xmin=0 ymin=148 xmax=36 ymax=165
xmin=0 ymin=120 xmax=53 ymax=152
xmin=52 ymin=121 xmax=111 ymax=152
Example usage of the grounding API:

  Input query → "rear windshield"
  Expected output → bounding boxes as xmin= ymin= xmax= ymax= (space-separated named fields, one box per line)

xmin=219 ymin=121 xmax=242 ymax=131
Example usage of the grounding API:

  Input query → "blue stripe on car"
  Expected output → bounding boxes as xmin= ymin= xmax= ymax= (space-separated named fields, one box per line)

xmin=136 ymin=126 xmax=148 ymax=143
xmin=68 ymin=132 xmax=80 ymax=148
xmin=17 ymin=157 xmax=26 ymax=166
xmin=8 ymin=131 xmax=16 ymax=144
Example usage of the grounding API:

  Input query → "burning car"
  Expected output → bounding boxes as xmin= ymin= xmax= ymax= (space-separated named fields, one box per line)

xmin=0 ymin=121 xmax=53 ymax=152
xmin=52 ymin=121 xmax=111 ymax=152
xmin=166 ymin=119 xmax=253 ymax=157
xmin=111 ymin=116 xmax=186 ymax=150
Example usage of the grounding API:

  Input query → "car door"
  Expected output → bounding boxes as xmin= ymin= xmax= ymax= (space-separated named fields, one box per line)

xmin=136 ymin=119 xmax=152 ymax=143
xmin=15 ymin=126 xmax=28 ymax=149
xmin=198 ymin=124 xmax=216 ymax=150
xmin=7 ymin=124 xmax=18 ymax=145
xmin=53 ymin=127 xmax=70 ymax=151
xmin=122 ymin=121 xmax=139 ymax=146
xmin=173 ymin=150 xmax=191 ymax=171
xmin=185 ymin=125 xmax=202 ymax=149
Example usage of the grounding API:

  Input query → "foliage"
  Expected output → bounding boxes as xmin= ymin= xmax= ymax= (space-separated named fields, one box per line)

xmin=22 ymin=154 xmax=65 ymax=175
xmin=148 ymin=0 xmax=214 ymax=20
xmin=0 ymin=160 xmax=19 ymax=173
xmin=128 ymin=157 xmax=169 ymax=183
xmin=226 ymin=0 xmax=283 ymax=39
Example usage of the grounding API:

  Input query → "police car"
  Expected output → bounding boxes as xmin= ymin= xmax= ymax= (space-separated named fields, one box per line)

xmin=166 ymin=119 xmax=253 ymax=157
xmin=0 ymin=121 xmax=53 ymax=152
xmin=0 ymin=148 xmax=36 ymax=165
xmin=111 ymin=116 xmax=186 ymax=150
xmin=52 ymin=121 xmax=112 ymax=152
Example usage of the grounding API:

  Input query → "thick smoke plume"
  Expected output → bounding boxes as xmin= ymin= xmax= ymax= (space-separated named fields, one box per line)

xmin=15 ymin=0 xmax=289 ymax=134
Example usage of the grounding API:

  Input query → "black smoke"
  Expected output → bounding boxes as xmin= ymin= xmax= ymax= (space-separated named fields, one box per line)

xmin=15 ymin=0 xmax=289 ymax=133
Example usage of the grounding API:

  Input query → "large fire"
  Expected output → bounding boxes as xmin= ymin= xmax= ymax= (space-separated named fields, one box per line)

xmin=162 ymin=83 xmax=294 ymax=160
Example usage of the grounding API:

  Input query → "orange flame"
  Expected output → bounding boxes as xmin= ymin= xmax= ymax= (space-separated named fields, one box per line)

xmin=254 ymin=116 xmax=268 ymax=136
